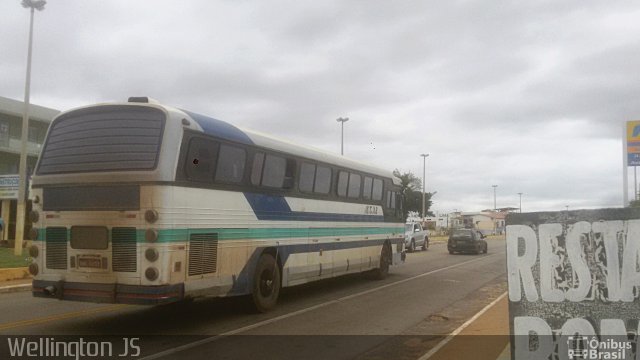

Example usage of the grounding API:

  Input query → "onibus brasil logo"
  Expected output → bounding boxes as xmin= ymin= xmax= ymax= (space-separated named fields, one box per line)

xmin=567 ymin=336 xmax=632 ymax=360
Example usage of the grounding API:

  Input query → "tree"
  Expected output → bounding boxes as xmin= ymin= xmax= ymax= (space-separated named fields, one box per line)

xmin=393 ymin=169 xmax=422 ymax=193
xmin=393 ymin=169 xmax=434 ymax=220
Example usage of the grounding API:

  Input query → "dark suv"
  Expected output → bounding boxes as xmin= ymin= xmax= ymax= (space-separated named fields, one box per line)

xmin=448 ymin=229 xmax=487 ymax=254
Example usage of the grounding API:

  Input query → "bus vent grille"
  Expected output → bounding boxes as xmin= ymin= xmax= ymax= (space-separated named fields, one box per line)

xmin=46 ymin=227 xmax=68 ymax=270
xmin=188 ymin=233 xmax=218 ymax=276
xmin=112 ymin=227 xmax=137 ymax=272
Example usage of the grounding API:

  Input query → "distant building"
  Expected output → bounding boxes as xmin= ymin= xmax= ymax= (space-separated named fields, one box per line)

xmin=423 ymin=214 xmax=452 ymax=235
xmin=458 ymin=211 xmax=507 ymax=235
xmin=0 ymin=96 xmax=59 ymax=242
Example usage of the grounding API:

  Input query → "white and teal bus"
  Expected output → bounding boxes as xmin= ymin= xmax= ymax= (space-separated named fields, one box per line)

xmin=28 ymin=97 xmax=405 ymax=311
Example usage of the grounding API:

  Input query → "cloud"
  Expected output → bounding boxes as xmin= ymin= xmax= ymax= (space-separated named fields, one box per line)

xmin=1 ymin=0 xmax=638 ymax=212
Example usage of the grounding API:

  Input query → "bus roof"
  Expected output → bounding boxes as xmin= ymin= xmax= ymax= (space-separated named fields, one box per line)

xmin=41 ymin=99 xmax=401 ymax=186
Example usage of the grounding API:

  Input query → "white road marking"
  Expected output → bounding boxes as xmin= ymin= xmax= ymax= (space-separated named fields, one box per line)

xmin=141 ymin=252 xmax=502 ymax=360
xmin=418 ymin=291 xmax=509 ymax=360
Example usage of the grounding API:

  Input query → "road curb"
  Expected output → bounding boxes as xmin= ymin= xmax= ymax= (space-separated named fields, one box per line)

xmin=0 ymin=283 xmax=31 ymax=294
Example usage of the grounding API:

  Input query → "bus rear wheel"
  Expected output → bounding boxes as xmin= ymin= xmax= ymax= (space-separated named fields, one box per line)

xmin=369 ymin=243 xmax=391 ymax=280
xmin=250 ymin=253 xmax=281 ymax=313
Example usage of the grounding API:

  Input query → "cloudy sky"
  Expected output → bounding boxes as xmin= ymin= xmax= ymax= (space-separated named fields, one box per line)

xmin=1 ymin=0 xmax=638 ymax=214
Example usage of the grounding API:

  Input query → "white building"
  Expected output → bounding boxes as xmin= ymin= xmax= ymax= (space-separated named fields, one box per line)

xmin=0 ymin=96 xmax=59 ymax=242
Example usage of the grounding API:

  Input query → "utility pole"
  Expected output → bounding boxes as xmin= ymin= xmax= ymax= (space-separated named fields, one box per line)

xmin=492 ymin=185 xmax=498 ymax=212
xmin=518 ymin=192 xmax=523 ymax=213
xmin=420 ymin=153 xmax=429 ymax=219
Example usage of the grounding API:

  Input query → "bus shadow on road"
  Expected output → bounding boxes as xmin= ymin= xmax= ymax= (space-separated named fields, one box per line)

xmin=61 ymin=272 xmax=402 ymax=335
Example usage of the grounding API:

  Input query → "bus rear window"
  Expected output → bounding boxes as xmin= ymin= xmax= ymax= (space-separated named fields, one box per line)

xmin=36 ymin=106 xmax=165 ymax=174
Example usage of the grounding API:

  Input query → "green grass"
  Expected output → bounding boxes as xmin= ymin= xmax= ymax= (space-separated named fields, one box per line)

xmin=0 ymin=247 xmax=31 ymax=268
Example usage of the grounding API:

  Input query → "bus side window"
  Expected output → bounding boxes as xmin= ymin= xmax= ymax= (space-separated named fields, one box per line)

xmin=299 ymin=162 xmax=315 ymax=193
xmin=252 ymin=152 xmax=295 ymax=190
xmin=283 ymin=158 xmax=296 ymax=189
xmin=251 ymin=152 xmax=265 ymax=186
xmin=185 ymin=137 xmax=219 ymax=182
xmin=314 ymin=165 xmax=331 ymax=194
xmin=372 ymin=179 xmax=383 ymax=201
xmin=347 ymin=173 xmax=361 ymax=198
xmin=363 ymin=176 xmax=373 ymax=200
xmin=262 ymin=154 xmax=286 ymax=188
xmin=215 ymin=144 xmax=246 ymax=183
xmin=300 ymin=163 xmax=331 ymax=195
xmin=337 ymin=171 xmax=348 ymax=197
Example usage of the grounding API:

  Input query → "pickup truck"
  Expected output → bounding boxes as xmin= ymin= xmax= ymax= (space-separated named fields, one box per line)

xmin=404 ymin=222 xmax=429 ymax=252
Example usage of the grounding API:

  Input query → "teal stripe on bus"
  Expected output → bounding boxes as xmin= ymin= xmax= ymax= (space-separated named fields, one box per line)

xmin=151 ymin=226 xmax=404 ymax=243
xmin=36 ymin=226 xmax=403 ymax=243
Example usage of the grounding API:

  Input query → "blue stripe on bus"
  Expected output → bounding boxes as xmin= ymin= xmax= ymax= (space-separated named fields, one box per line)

xmin=182 ymin=110 xmax=254 ymax=145
xmin=243 ymin=192 xmax=385 ymax=222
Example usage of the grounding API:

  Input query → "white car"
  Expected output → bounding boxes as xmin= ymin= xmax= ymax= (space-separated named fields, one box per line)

xmin=404 ymin=223 xmax=429 ymax=252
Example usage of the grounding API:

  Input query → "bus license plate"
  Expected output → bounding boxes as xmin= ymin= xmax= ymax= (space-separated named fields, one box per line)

xmin=78 ymin=256 xmax=102 ymax=268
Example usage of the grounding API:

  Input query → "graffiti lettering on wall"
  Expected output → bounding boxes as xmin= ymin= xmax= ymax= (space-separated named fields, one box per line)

xmin=507 ymin=209 xmax=640 ymax=360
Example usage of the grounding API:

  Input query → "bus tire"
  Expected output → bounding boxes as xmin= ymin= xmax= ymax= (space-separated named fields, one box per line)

xmin=250 ymin=253 xmax=281 ymax=313
xmin=369 ymin=243 xmax=391 ymax=280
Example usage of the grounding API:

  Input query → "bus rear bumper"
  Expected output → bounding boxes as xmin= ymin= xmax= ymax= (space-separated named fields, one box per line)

xmin=32 ymin=279 xmax=184 ymax=305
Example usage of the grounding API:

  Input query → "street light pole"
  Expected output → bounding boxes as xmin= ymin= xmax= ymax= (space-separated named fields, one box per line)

xmin=336 ymin=117 xmax=349 ymax=155
xmin=13 ymin=0 xmax=47 ymax=255
xmin=420 ymin=153 xmax=429 ymax=219
xmin=517 ymin=192 xmax=523 ymax=213
xmin=15 ymin=0 xmax=46 ymax=255
xmin=492 ymin=185 xmax=498 ymax=212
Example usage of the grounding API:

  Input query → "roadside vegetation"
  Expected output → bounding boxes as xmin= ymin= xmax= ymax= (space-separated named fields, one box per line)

xmin=393 ymin=169 xmax=435 ymax=220
xmin=0 ymin=247 xmax=30 ymax=268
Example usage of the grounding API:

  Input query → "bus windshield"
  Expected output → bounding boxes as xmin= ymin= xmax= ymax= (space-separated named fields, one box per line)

xmin=36 ymin=105 xmax=165 ymax=175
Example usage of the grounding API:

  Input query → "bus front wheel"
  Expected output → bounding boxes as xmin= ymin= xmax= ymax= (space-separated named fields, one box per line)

xmin=250 ymin=253 xmax=281 ymax=313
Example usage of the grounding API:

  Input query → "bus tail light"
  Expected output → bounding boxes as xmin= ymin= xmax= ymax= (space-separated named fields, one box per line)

xmin=29 ymin=263 xmax=38 ymax=276
xmin=29 ymin=245 xmax=39 ymax=258
xmin=145 ymin=267 xmax=159 ymax=281
xmin=29 ymin=211 xmax=39 ymax=223
xmin=145 ymin=210 xmax=158 ymax=223
xmin=145 ymin=229 xmax=158 ymax=243
xmin=145 ymin=248 xmax=159 ymax=262
xmin=29 ymin=228 xmax=39 ymax=240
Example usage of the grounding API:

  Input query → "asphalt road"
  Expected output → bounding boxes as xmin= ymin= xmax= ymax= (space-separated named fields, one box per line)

xmin=0 ymin=238 xmax=507 ymax=359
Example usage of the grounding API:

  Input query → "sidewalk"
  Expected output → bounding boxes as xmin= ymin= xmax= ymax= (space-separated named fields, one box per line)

xmin=0 ymin=266 xmax=31 ymax=293
xmin=422 ymin=292 xmax=510 ymax=360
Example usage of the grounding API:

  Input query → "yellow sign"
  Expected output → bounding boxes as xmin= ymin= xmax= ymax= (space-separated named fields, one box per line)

xmin=627 ymin=121 xmax=640 ymax=143
xmin=627 ymin=121 xmax=640 ymax=166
